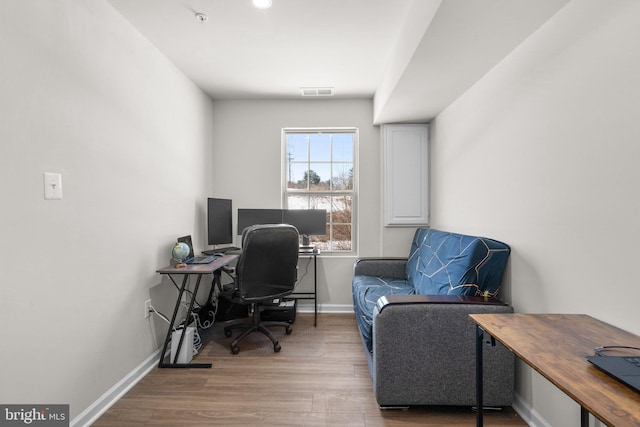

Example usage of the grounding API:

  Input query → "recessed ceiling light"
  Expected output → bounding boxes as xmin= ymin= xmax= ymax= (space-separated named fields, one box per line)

xmin=252 ymin=0 xmax=272 ymax=10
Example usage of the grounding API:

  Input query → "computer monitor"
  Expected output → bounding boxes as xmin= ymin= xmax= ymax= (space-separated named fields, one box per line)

xmin=237 ymin=209 xmax=283 ymax=235
xmin=282 ymin=209 xmax=327 ymax=237
xmin=207 ymin=198 xmax=233 ymax=246
xmin=237 ymin=208 xmax=327 ymax=247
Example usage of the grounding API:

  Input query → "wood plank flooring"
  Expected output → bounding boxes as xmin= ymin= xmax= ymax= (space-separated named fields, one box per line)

xmin=94 ymin=313 xmax=526 ymax=426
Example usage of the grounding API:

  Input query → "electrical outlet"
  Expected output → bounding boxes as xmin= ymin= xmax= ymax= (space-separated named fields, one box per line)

xmin=144 ymin=299 xmax=152 ymax=319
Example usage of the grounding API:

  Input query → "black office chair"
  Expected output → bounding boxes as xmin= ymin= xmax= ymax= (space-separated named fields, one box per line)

xmin=222 ymin=224 xmax=299 ymax=354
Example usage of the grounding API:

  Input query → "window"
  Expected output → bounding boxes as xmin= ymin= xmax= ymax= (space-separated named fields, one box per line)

xmin=283 ymin=128 xmax=357 ymax=252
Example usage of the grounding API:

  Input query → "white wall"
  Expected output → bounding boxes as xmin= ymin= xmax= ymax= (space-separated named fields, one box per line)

xmin=209 ymin=99 xmax=412 ymax=308
xmin=0 ymin=0 xmax=214 ymax=420
xmin=430 ymin=0 xmax=640 ymax=425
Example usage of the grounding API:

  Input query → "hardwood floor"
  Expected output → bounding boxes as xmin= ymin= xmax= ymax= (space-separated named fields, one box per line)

xmin=94 ymin=313 xmax=526 ymax=426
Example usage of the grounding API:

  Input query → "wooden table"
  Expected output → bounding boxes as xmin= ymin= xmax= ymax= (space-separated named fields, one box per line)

xmin=471 ymin=313 xmax=640 ymax=427
xmin=156 ymin=254 xmax=238 ymax=368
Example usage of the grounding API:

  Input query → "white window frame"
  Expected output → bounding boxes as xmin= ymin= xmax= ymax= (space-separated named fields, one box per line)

xmin=281 ymin=127 xmax=358 ymax=254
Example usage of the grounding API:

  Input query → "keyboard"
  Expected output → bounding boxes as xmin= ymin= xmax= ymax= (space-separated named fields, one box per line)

xmin=185 ymin=255 xmax=218 ymax=264
xmin=203 ymin=247 xmax=241 ymax=255
xmin=586 ymin=355 xmax=640 ymax=393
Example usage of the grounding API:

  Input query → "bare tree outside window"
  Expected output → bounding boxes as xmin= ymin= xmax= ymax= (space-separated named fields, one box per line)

xmin=284 ymin=129 xmax=357 ymax=252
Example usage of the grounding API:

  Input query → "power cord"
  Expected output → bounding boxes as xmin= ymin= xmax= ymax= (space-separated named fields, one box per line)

xmin=593 ymin=345 xmax=640 ymax=356
xmin=148 ymin=305 xmax=173 ymax=330
xmin=190 ymin=311 xmax=203 ymax=353
xmin=148 ymin=305 xmax=201 ymax=355
xmin=295 ymin=257 xmax=312 ymax=288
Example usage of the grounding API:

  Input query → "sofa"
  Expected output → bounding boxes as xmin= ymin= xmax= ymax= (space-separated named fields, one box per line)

xmin=352 ymin=227 xmax=515 ymax=407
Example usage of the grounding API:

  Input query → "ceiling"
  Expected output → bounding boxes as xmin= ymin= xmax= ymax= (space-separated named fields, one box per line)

xmin=107 ymin=0 xmax=569 ymax=124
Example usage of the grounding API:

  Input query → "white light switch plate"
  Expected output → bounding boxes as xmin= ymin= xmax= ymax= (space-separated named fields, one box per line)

xmin=44 ymin=172 xmax=63 ymax=200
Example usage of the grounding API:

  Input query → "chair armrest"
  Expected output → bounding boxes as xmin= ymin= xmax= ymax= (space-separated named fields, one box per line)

xmin=353 ymin=257 xmax=407 ymax=278
xmin=376 ymin=294 xmax=507 ymax=313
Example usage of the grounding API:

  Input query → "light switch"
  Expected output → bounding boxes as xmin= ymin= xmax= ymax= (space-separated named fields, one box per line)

xmin=44 ymin=172 xmax=63 ymax=200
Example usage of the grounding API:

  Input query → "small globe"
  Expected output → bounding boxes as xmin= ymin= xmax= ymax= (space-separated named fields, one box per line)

xmin=172 ymin=242 xmax=190 ymax=263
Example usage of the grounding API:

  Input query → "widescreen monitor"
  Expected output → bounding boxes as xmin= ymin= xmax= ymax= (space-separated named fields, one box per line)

xmin=282 ymin=209 xmax=327 ymax=237
xmin=207 ymin=198 xmax=233 ymax=245
xmin=237 ymin=209 xmax=283 ymax=235
xmin=237 ymin=208 xmax=327 ymax=238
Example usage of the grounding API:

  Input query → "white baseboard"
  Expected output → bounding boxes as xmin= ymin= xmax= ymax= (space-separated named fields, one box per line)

xmin=72 ymin=304 xmax=353 ymax=426
xmin=296 ymin=303 xmax=354 ymax=314
xmin=74 ymin=306 xmax=551 ymax=427
xmin=512 ymin=392 xmax=552 ymax=427
xmin=71 ymin=349 xmax=161 ymax=427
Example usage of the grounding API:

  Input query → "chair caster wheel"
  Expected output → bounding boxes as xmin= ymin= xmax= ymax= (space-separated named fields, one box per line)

xmin=224 ymin=328 xmax=232 ymax=338
xmin=231 ymin=345 xmax=239 ymax=354
xmin=274 ymin=343 xmax=281 ymax=352
xmin=285 ymin=325 xmax=293 ymax=335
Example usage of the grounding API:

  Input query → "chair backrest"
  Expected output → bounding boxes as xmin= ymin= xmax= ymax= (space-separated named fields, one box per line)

xmin=236 ymin=224 xmax=300 ymax=301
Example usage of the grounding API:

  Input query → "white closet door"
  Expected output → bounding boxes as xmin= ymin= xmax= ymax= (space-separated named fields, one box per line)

xmin=383 ymin=124 xmax=429 ymax=226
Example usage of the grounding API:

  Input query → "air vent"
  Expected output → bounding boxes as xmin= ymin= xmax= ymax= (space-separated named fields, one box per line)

xmin=301 ymin=87 xmax=334 ymax=97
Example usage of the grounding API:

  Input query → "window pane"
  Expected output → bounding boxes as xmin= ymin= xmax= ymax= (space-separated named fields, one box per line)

xmin=308 ymin=195 xmax=331 ymax=211
xmin=288 ymin=163 xmax=309 ymax=189
xmin=331 ymin=224 xmax=352 ymax=251
xmin=308 ymin=163 xmax=331 ymax=191
xmin=332 ymin=134 xmax=353 ymax=162
xmin=332 ymin=195 xmax=352 ymax=224
xmin=287 ymin=134 xmax=308 ymax=162
xmin=287 ymin=195 xmax=309 ymax=209
xmin=309 ymin=134 xmax=331 ymax=161
xmin=311 ymin=236 xmax=330 ymax=252
xmin=311 ymin=223 xmax=330 ymax=248
xmin=332 ymin=163 xmax=353 ymax=190
xmin=289 ymin=195 xmax=332 ymax=217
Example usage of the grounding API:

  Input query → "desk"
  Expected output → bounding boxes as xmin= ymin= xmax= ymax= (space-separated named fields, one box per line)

xmin=156 ymin=254 xmax=238 ymax=368
xmin=471 ymin=313 xmax=640 ymax=427
xmin=290 ymin=251 xmax=318 ymax=326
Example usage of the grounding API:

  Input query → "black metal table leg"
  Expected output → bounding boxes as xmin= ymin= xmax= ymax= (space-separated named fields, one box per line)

xmin=158 ymin=273 xmax=212 ymax=368
xmin=476 ymin=325 xmax=484 ymax=427
xmin=581 ymin=406 xmax=589 ymax=427
xmin=313 ymin=253 xmax=317 ymax=326
xmin=158 ymin=274 xmax=187 ymax=368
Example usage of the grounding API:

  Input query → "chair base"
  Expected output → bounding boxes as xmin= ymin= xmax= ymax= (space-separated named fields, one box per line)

xmin=222 ymin=304 xmax=293 ymax=354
